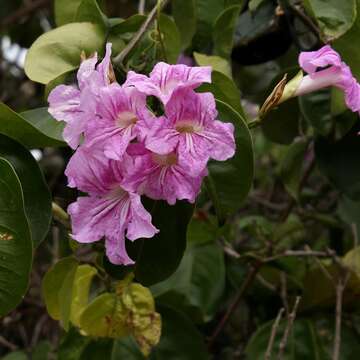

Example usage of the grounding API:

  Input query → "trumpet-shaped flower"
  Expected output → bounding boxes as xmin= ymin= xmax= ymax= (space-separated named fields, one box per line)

xmin=123 ymin=144 xmax=207 ymax=205
xmin=66 ymin=146 xmax=159 ymax=265
xmin=296 ymin=45 xmax=360 ymax=113
xmin=124 ymin=62 xmax=211 ymax=104
xmin=142 ymin=88 xmax=235 ymax=176
xmin=84 ymin=83 xmax=153 ymax=160
xmin=48 ymin=43 xmax=113 ymax=148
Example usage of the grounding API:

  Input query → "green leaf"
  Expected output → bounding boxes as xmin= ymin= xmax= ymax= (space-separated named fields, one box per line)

xmin=0 ymin=158 xmax=32 ymax=316
xmin=198 ymin=70 xmax=246 ymax=119
xmin=280 ymin=138 xmax=309 ymax=200
xmin=129 ymin=200 xmax=194 ymax=286
xmin=158 ymin=14 xmax=182 ymax=64
xmin=55 ymin=0 xmax=82 ymax=26
xmin=0 ymin=103 xmax=65 ymax=148
xmin=70 ymin=265 xmax=98 ymax=327
xmin=20 ymin=108 xmax=65 ymax=144
xmin=304 ymin=0 xmax=357 ymax=40
xmin=58 ymin=327 xmax=91 ymax=360
xmin=334 ymin=0 xmax=360 ymax=81
xmin=151 ymin=242 xmax=225 ymax=322
xmin=110 ymin=15 xmax=147 ymax=35
xmin=315 ymin=128 xmax=360 ymax=200
xmin=172 ymin=0 xmax=197 ymax=49
xmin=246 ymin=318 xmax=326 ymax=358
xmin=248 ymin=0 xmax=266 ymax=12
xmin=75 ymin=0 xmax=108 ymax=30
xmin=186 ymin=214 xmax=218 ymax=245
xmin=194 ymin=52 xmax=232 ymax=78
xmin=207 ymin=100 xmax=254 ymax=220
xmin=262 ymin=97 xmax=300 ymax=145
xmin=1 ymin=352 xmax=28 ymax=360
xmin=25 ymin=22 xmax=105 ymax=84
xmin=42 ymin=257 xmax=79 ymax=329
xmin=32 ymin=340 xmax=51 ymax=360
xmin=213 ymin=5 xmax=241 ymax=58
xmin=0 ymin=134 xmax=52 ymax=247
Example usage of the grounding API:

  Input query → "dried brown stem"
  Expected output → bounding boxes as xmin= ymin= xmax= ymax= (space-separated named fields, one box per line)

xmin=265 ymin=308 xmax=285 ymax=360
xmin=277 ymin=296 xmax=301 ymax=359
xmin=208 ymin=260 xmax=263 ymax=349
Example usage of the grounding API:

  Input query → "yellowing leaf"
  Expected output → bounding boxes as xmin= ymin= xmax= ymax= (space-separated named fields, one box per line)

xmin=193 ymin=52 xmax=232 ymax=78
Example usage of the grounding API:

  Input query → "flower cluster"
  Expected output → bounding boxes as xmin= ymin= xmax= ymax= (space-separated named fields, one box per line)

xmin=48 ymin=43 xmax=236 ymax=265
xmin=296 ymin=45 xmax=360 ymax=114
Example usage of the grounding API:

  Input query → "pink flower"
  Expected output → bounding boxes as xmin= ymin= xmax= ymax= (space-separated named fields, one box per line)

xmin=66 ymin=146 xmax=159 ymax=265
xmin=48 ymin=43 xmax=113 ymax=148
xmin=296 ymin=45 xmax=360 ymax=113
xmin=124 ymin=62 xmax=211 ymax=104
xmin=123 ymin=144 xmax=207 ymax=205
xmin=83 ymin=82 xmax=154 ymax=160
xmin=141 ymin=88 xmax=235 ymax=176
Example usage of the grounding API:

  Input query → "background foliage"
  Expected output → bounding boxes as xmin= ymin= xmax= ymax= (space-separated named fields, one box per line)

xmin=1 ymin=0 xmax=360 ymax=359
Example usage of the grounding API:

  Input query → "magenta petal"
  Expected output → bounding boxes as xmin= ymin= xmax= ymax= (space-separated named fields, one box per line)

xmin=126 ymin=193 xmax=159 ymax=240
xmin=124 ymin=71 xmax=161 ymax=98
xmin=77 ymin=55 xmax=98 ymax=90
xmin=105 ymin=235 xmax=134 ymax=265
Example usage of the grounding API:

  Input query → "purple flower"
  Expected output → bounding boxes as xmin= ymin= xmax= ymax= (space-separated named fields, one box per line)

xmin=84 ymin=83 xmax=154 ymax=160
xmin=124 ymin=62 xmax=211 ymax=104
xmin=142 ymin=88 xmax=235 ymax=176
xmin=123 ymin=144 xmax=207 ymax=205
xmin=48 ymin=43 xmax=113 ymax=148
xmin=66 ymin=146 xmax=159 ymax=265
xmin=296 ymin=45 xmax=360 ymax=113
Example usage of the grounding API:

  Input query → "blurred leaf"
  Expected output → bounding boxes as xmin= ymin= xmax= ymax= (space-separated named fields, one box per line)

xmin=198 ymin=70 xmax=246 ymax=119
xmin=172 ymin=0 xmax=197 ymax=49
xmin=338 ymin=195 xmax=360 ymax=233
xmin=158 ymin=14 xmax=182 ymax=64
xmin=248 ymin=0 xmax=266 ymax=12
xmin=25 ymin=22 xmax=105 ymax=84
xmin=110 ymin=15 xmax=147 ymax=34
xmin=0 ymin=103 xmax=65 ymax=148
xmin=334 ymin=0 xmax=360 ymax=80
xmin=0 ymin=158 xmax=32 ymax=316
xmin=213 ymin=5 xmax=241 ymax=58
xmin=114 ymin=306 xmax=209 ymax=360
xmin=80 ymin=277 xmax=161 ymax=356
xmin=315 ymin=127 xmax=360 ymax=200
xmin=32 ymin=341 xmax=51 ymax=360
xmin=344 ymin=246 xmax=360 ymax=276
xmin=80 ymin=339 xmax=113 ymax=360
xmin=246 ymin=318 xmax=326 ymax=359
xmin=207 ymin=100 xmax=254 ymax=221
xmin=42 ymin=257 xmax=79 ymax=329
xmin=75 ymin=0 xmax=108 ymax=30
xmin=58 ymin=327 xmax=91 ymax=360
xmin=1 ymin=352 xmax=28 ymax=360
xmin=194 ymin=52 xmax=232 ymax=78
xmin=280 ymin=137 xmax=309 ymax=199
xmin=70 ymin=265 xmax=98 ymax=327
xmin=129 ymin=200 xmax=194 ymax=286
xmin=304 ymin=0 xmax=356 ymax=40
xmin=0 ymin=135 xmax=51 ymax=247
xmin=299 ymin=89 xmax=332 ymax=137
xmin=262 ymin=97 xmax=300 ymax=145
xmin=186 ymin=214 xmax=218 ymax=245
xmin=151 ymin=242 xmax=225 ymax=321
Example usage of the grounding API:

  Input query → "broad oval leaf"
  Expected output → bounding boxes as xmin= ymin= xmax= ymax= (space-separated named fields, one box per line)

xmin=158 ymin=14 xmax=181 ymax=64
xmin=55 ymin=0 xmax=82 ymax=26
xmin=0 ymin=158 xmax=32 ymax=316
xmin=0 ymin=103 xmax=65 ymax=148
xmin=194 ymin=52 xmax=232 ymax=78
xmin=207 ymin=100 xmax=254 ymax=221
xmin=129 ymin=200 xmax=194 ymax=286
xmin=25 ymin=22 xmax=105 ymax=84
xmin=42 ymin=257 xmax=79 ymax=329
xmin=0 ymin=134 xmax=52 ymax=247
xmin=304 ymin=0 xmax=356 ymax=41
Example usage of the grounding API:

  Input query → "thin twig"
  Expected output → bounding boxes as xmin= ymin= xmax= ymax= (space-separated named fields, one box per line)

xmin=0 ymin=335 xmax=18 ymax=351
xmin=52 ymin=202 xmax=70 ymax=229
xmin=265 ymin=308 xmax=285 ymax=360
xmin=113 ymin=0 xmax=170 ymax=66
xmin=280 ymin=273 xmax=289 ymax=316
xmin=138 ymin=0 xmax=146 ymax=15
xmin=0 ymin=0 xmax=51 ymax=31
xmin=333 ymin=272 xmax=350 ymax=360
xmin=277 ymin=296 xmax=301 ymax=359
xmin=265 ymin=249 xmax=335 ymax=263
xmin=208 ymin=260 xmax=263 ymax=349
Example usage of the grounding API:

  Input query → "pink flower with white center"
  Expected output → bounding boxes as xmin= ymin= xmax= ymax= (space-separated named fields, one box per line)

xmin=83 ymin=82 xmax=154 ymax=160
xmin=124 ymin=61 xmax=211 ymax=104
xmin=66 ymin=146 xmax=159 ymax=265
xmin=142 ymin=88 xmax=235 ymax=176
xmin=295 ymin=45 xmax=360 ymax=113
xmin=123 ymin=144 xmax=207 ymax=205
xmin=48 ymin=43 xmax=113 ymax=149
